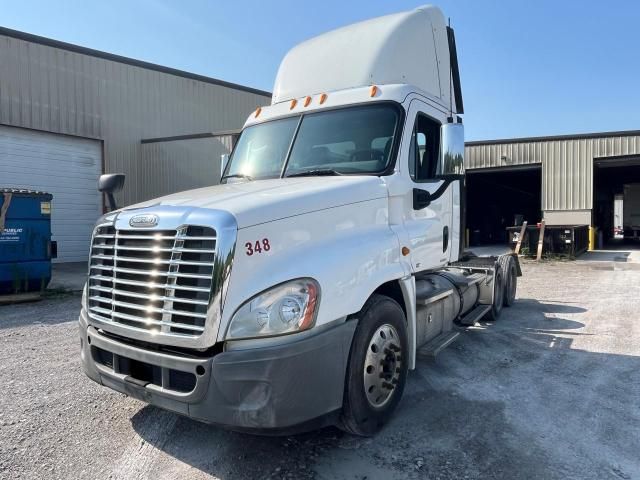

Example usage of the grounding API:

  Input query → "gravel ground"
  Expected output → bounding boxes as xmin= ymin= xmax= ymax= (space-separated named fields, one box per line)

xmin=1 ymin=259 xmax=639 ymax=480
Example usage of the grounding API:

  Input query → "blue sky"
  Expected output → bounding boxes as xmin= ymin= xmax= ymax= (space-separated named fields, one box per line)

xmin=3 ymin=0 xmax=639 ymax=140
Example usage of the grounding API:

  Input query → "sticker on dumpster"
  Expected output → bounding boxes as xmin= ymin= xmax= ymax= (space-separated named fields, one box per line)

xmin=0 ymin=228 xmax=25 ymax=243
xmin=41 ymin=202 xmax=51 ymax=215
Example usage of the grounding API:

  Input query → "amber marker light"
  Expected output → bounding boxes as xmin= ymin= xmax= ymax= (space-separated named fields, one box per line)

xmin=370 ymin=85 xmax=378 ymax=97
xmin=254 ymin=107 xmax=262 ymax=118
xmin=401 ymin=246 xmax=410 ymax=256
xmin=319 ymin=93 xmax=328 ymax=104
xmin=299 ymin=281 xmax=319 ymax=331
xmin=290 ymin=99 xmax=297 ymax=110
xmin=304 ymin=96 xmax=312 ymax=107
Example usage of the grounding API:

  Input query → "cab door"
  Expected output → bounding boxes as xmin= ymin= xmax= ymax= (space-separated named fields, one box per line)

xmin=402 ymin=102 xmax=453 ymax=272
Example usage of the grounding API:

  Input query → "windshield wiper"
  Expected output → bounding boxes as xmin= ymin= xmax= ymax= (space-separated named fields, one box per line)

xmin=286 ymin=169 xmax=343 ymax=178
xmin=221 ymin=173 xmax=253 ymax=182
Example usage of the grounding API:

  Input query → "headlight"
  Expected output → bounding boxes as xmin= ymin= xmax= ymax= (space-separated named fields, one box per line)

xmin=226 ymin=278 xmax=320 ymax=340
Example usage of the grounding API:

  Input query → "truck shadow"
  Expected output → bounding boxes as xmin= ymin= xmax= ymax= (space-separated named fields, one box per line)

xmin=504 ymin=298 xmax=587 ymax=314
xmin=480 ymin=298 xmax=588 ymax=332
xmin=129 ymin=297 xmax=640 ymax=480
xmin=129 ymin=405 xmax=343 ymax=479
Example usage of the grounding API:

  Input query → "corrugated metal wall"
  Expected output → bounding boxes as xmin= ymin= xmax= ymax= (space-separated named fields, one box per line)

xmin=139 ymin=134 xmax=235 ymax=199
xmin=0 ymin=32 xmax=271 ymax=206
xmin=465 ymin=134 xmax=640 ymax=211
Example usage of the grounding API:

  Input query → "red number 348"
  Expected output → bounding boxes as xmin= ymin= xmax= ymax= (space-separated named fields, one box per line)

xmin=245 ymin=238 xmax=271 ymax=256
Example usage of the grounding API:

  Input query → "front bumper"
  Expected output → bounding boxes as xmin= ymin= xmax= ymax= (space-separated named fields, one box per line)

xmin=79 ymin=309 xmax=356 ymax=432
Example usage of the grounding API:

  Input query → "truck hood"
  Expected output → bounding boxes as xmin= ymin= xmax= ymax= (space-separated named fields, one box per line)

xmin=124 ymin=176 xmax=388 ymax=229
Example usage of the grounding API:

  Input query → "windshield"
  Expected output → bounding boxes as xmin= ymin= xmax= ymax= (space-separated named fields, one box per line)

xmin=223 ymin=104 xmax=400 ymax=181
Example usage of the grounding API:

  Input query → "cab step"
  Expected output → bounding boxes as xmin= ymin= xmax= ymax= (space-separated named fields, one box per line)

xmin=417 ymin=331 xmax=460 ymax=358
xmin=458 ymin=304 xmax=492 ymax=326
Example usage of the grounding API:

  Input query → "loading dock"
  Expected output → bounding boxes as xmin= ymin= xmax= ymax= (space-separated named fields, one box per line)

xmin=593 ymin=156 xmax=640 ymax=246
xmin=466 ymin=165 xmax=541 ymax=246
xmin=465 ymin=130 xmax=640 ymax=255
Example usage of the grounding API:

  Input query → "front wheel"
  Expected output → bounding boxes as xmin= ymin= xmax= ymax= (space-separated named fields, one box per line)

xmin=339 ymin=294 xmax=408 ymax=436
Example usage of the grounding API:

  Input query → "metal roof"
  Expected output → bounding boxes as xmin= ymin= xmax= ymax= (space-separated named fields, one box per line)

xmin=466 ymin=129 xmax=640 ymax=146
xmin=0 ymin=26 xmax=272 ymax=98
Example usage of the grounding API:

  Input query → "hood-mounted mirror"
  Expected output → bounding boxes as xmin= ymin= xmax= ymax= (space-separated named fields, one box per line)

xmin=99 ymin=173 xmax=126 ymax=211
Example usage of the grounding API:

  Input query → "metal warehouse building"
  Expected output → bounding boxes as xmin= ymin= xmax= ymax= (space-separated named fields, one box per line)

xmin=464 ymin=130 xmax=640 ymax=246
xmin=0 ymin=27 xmax=271 ymax=262
xmin=2 ymin=26 xmax=638 ymax=263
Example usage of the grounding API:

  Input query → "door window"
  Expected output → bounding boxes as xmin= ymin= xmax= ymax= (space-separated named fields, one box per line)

xmin=409 ymin=114 xmax=440 ymax=182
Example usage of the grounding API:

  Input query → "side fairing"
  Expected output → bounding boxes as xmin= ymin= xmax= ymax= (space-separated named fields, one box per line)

xmin=217 ymin=198 xmax=407 ymax=341
xmin=449 ymin=180 xmax=461 ymax=263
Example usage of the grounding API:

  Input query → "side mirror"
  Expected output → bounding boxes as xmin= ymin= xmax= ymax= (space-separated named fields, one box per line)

xmin=439 ymin=123 xmax=465 ymax=176
xmin=98 ymin=173 xmax=125 ymax=211
xmin=413 ymin=188 xmax=431 ymax=210
xmin=220 ymin=154 xmax=229 ymax=178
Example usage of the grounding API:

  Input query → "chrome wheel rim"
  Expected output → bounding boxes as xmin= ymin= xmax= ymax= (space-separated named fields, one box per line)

xmin=363 ymin=323 xmax=402 ymax=408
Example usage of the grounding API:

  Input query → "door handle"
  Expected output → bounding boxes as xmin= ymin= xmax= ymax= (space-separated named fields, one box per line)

xmin=443 ymin=226 xmax=449 ymax=252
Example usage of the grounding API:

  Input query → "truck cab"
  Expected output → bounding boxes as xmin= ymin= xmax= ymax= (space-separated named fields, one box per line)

xmin=79 ymin=5 xmax=520 ymax=436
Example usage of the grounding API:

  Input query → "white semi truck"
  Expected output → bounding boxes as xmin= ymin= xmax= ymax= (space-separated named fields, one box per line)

xmin=80 ymin=5 xmax=521 ymax=436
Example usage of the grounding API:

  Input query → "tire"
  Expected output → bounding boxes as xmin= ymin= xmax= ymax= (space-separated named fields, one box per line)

xmin=339 ymin=294 xmax=408 ymax=436
xmin=499 ymin=255 xmax=518 ymax=307
xmin=486 ymin=264 xmax=504 ymax=321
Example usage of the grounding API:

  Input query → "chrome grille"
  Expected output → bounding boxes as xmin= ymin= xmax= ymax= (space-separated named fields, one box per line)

xmin=87 ymin=225 xmax=216 ymax=337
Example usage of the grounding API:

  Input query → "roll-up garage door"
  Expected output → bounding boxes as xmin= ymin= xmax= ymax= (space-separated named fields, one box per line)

xmin=0 ymin=125 xmax=102 ymax=262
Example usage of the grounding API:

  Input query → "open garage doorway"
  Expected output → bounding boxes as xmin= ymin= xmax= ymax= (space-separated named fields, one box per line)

xmin=466 ymin=165 xmax=542 ymax=246
xmin=594 ymin=156 xmax=640 ymax=251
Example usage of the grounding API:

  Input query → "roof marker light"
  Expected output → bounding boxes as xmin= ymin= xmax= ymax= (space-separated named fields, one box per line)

xmin=254 ymin=107 xmax=262 ymax=118
xmin=290 ymin=99 xmax=297 ymax=110
xmin=319 ymin=93 xmax=327 ymax=104
xmin=370 ymin=85 xmax=378 ymax=97
xmin=304 ymin=96 xmax=312 ymax=107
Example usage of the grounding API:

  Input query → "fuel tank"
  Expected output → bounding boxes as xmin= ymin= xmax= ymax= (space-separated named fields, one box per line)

xmin=414 ymin=268 xmax=485 ymax=347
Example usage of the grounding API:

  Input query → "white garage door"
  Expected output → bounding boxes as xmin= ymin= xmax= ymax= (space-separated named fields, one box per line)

xmin=0 ymin=125 xmax=102 ymax=263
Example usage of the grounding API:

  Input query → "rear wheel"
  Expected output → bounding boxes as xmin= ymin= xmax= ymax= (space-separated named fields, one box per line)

xmin=499 ymin=255 xmax=518 ymax=307
xmin=340 ymin=294 xmax=408 ymax=436
xmin=486 ymin=265 xmax=504 ymax=321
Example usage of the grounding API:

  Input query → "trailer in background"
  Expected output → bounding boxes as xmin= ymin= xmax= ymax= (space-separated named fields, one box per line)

xmin=507 ymin=224 xmax=589 ymax=259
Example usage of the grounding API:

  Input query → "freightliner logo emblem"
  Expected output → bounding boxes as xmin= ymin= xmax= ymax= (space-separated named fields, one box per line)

xmin=129 ymin=214 xmax=159 ymax=228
